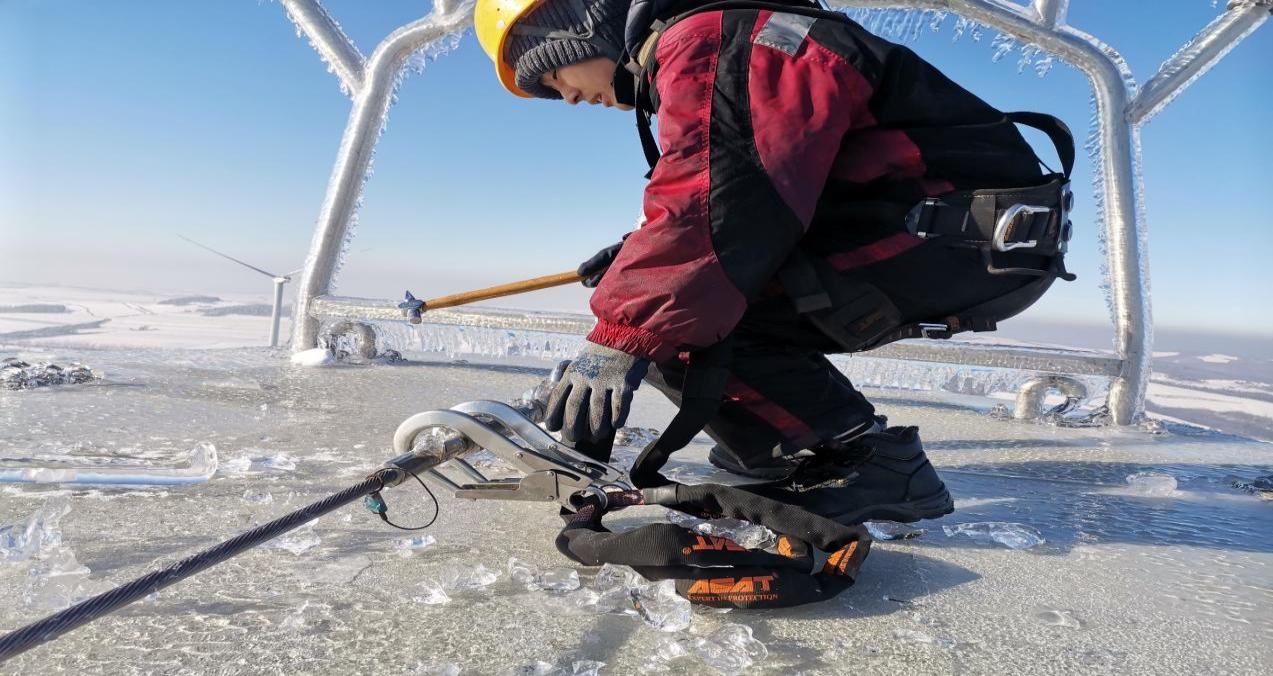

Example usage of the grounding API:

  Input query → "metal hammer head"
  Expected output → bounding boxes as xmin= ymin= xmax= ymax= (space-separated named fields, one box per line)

xmin=398 ymin=290 xmax=426 ymax=324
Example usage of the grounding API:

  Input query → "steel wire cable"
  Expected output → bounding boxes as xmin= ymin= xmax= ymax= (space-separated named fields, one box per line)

xmin=0 ymin=475 xmax=386 ymax=663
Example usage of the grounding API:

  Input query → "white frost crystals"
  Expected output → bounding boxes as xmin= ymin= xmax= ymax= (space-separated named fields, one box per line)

xmin=0 ymin=498 xmax=111 ymax=611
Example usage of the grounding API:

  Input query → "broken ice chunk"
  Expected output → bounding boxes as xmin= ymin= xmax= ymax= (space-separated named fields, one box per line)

xmin=22 ymin=547 xmax=112 ymax=610
xmin=414 ymin=580 xmax=451 ymax=605
xmin=280 ymin=601 xmax=309 ymax=631
xmin=507 ymin=557 xmax=580 ymax=592
xmin=665 ymin=511 xmax=776 ymax=550
xmin=260 ymin=453 xmax=297 ymax=471
xmin=614 ymin=427 xmax=661 ymax=447
xmin=591 ymin=563 xmax=640 ymax=614
xmin=654 ymin=635 xmax=691 ymax=662
xmin=1 ymin=498 xmax=71 ymax=561
xmin=267 ymin=524 xmax=321 ymax=555
xmin=508 ymin=557 xmax=537 ymax=587
xmin=439 ymin=562 xmax=500 ymax=591
xmin=395 ymin=535 xmax=437 ymax=556
xmin=1034 ymin=606 xmax=1084 ymax=629
xmin=537 ymin=568 xmax=581 ymax=592
xmin=1125 ymin=472 xmax=1177 ymax=496
xmin=242 ymin=488 xmax=274 ymax=505
xmin=220 ymin=456 xmax=253 ymax=476
xmin=865 ymin=521 xmax=926 ymax=541
xmin=694 ymin=624 xmax=769 ymax=675
xmin=943 ymin=522 xmax=1044 ymax=549
xmin=632 ymin=579 xmax=691 ymax=632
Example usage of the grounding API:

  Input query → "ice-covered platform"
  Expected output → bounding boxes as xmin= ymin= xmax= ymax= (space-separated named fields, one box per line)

xmin=1 ymin=346 xmax=1270 ymax=674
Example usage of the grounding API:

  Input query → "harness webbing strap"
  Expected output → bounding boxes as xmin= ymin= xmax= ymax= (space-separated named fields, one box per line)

xmin=556 ymin=482 xmax=872 ymax=608
xmin=1006 ymin=111 xmax=1076 ymax=178
xmin=629 ymin=337 xmax=734 ymax=487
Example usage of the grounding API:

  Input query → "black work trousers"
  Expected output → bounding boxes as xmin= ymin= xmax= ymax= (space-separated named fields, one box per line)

xmin=641 ymin=239 xmax=1034 ymax=465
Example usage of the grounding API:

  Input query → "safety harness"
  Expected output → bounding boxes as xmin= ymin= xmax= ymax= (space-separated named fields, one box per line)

xmin=618 ymin=0 xmax=1078 ymax=354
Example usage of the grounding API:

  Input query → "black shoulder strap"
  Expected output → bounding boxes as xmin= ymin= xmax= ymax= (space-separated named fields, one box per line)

xmin=636 ymin=110 xmax=661 ymax=176
xmin=1007 ymin=111 xmax=1075 ymax=178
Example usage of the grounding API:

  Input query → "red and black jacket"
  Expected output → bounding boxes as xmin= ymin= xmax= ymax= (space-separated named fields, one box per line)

xmin=586 ymin=0 xmax=1048 ymax=363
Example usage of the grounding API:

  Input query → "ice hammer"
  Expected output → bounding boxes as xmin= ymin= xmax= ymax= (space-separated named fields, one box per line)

xmin=398 ymin=270 xmax=583 ymax=324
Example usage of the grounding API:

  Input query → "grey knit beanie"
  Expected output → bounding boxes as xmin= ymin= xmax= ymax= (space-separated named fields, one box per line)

xmin=506 ymin=0 xmax=629 ymax=99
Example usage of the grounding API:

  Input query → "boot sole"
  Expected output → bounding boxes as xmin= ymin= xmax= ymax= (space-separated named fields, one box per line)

xmin=821 ymin=484 xmax=955 ymax=525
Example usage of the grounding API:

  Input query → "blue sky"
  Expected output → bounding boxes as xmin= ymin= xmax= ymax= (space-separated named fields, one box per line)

xmin=2 ymin=1 xmax=1270 ymax=339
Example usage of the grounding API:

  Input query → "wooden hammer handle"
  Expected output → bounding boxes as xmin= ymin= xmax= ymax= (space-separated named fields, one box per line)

xmin=423 ymin=270 xmax=583 ymax=311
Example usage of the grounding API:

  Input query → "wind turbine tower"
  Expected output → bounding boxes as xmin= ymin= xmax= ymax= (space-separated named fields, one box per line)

xmin=178 ymin=235 xmax=301 ymax=348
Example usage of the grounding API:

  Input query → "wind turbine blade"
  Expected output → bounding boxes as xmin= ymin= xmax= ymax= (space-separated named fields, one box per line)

xmin=178 ymin=235 xmax=278 ymax=278
xmin=282 ymin=269 xmax=304 ymax=279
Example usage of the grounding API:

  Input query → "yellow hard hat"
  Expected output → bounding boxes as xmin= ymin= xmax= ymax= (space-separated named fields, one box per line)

xmin=475 ymin=0 xmax=548 ymax=98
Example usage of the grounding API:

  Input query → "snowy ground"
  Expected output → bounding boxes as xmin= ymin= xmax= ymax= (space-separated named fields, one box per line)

xmin=1 ymin=284 xmax=1271 ymax=674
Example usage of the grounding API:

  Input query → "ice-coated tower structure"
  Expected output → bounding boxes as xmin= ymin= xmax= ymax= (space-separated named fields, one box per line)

xmin=279 ymin=0 xmax=1271 ymax=425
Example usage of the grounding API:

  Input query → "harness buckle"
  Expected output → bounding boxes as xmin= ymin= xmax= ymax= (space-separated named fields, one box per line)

xmin=993 ymin=204 xmax=1052 ymax=252
xmin=904 ymin=198 xmax=944 ymax=238
xmin=918 ymin=323 xmax=949 ymax=339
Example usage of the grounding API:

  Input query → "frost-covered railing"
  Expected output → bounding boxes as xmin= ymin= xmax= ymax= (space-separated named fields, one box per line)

xmin=283 ymin=0 xmax=1269 ymax=425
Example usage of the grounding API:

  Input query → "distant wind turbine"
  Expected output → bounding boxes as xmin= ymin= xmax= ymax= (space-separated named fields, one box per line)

xmin=178 ymin=235 xmax=301 ymax=348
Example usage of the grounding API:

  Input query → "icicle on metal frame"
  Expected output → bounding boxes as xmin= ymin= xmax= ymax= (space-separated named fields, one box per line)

xmin=283 ymin=0 xmax=475 ymax=352
xmin=282 ymin=0 xmax=1270 ymax=426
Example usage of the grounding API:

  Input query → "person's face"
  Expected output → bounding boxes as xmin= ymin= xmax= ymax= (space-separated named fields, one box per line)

xmin=540 ymin=57 xmax=633 ymax=110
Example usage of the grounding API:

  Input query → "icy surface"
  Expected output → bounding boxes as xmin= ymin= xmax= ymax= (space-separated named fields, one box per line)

xmin=0 ymin=345 xmax=1270 ymax=673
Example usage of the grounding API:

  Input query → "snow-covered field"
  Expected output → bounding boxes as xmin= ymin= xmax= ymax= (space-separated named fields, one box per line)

xmin=2 ymin=283 xmax=1271 ymax=674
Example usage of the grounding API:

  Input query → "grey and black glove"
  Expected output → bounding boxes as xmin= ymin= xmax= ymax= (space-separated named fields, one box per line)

xmin=545 ymin=341 xmax=649 ymax=443
xmin=577 ymin=236 xmax=627 ymax=288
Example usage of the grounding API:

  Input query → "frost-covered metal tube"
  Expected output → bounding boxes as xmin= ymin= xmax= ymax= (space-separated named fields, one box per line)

xmin=1031 ymin=0 xmax=1068 ymax=28
xmin=291 ymin=6 xmax=475 ymax=351
xmin=1128 ymin=2 xmax=1271 ymax=125
xmin=279 ymin=0 xmax=366 ymax=96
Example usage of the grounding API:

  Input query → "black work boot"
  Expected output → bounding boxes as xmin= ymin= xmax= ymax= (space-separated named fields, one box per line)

xmin=744 ymin=426 xmax=954 ymax=525
xmin=707 ymin=445 xmax=802 ymax=480
xmin=707 ymin=417 xmax=883 ymax=480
